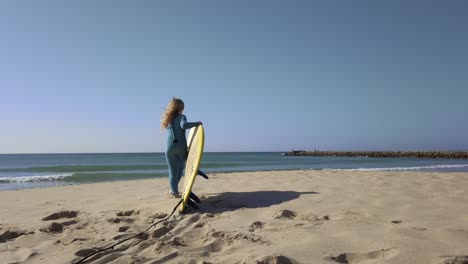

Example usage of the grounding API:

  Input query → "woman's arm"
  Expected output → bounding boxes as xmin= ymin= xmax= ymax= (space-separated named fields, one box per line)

xmin=180 ymin=115 xmax=201 ymax=129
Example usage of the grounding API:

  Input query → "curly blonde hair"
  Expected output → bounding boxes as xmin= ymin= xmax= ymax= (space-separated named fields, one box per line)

xmin=161 ymin=98 xmax=185 ymax=129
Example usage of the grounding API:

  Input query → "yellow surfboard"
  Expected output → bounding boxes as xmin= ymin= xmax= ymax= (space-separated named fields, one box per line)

xmin=179 ymin=125 xmax=206 ymax=213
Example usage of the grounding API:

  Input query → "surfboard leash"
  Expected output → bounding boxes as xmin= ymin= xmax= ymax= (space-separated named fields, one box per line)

xmin=73 ymin=198 xmax=183 ymax=264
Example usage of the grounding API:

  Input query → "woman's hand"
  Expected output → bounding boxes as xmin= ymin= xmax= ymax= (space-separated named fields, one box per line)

xmin=198 ymin=121 xmax=203 ymax=126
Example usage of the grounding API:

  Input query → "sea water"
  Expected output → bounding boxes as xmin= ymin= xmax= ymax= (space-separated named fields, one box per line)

xmin=1 ymin=153 xmax=467 ymax=190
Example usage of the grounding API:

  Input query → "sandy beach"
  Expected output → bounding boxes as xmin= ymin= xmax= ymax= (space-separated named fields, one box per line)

xmin=1 ymin=170 xmax=468 ymax=264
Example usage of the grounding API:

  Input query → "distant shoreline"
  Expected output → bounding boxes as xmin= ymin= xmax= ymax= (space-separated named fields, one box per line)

xmin=284 ymin=151 xmax=468 ymax=159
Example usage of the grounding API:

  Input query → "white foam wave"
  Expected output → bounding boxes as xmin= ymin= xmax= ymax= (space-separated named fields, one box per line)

xmin=0 ymin=174 xmax=73 ymax=183
xmin=325 ymin=164 xmax=468 ymax=172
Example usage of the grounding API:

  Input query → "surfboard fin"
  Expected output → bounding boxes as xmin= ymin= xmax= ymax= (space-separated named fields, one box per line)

xmin=186 ymin=198 xmax=199 ymax=209
xmin=189 ymin=192 xmax=201 ymax=203
xmin=197 ymin=170 xmax=209 ymax=179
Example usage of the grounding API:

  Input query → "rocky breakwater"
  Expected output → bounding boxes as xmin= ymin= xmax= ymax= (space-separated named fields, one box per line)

xmin=284 ymin=151 xmax=468 ymax=159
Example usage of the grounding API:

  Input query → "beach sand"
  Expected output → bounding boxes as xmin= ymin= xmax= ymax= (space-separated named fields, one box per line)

xmin=1 ymin=170 xmax=468 ymax=264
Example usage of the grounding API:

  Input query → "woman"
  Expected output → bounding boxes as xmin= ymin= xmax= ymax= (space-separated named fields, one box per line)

xmin=161 ymin=98 xmax=202 ymax=198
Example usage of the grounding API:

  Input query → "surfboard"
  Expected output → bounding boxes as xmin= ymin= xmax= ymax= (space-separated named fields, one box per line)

xmin=179 ymin=125 xmax=207 ymax=213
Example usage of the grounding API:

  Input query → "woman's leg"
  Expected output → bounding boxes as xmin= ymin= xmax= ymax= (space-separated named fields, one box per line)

xmin=174 ymin=148 xmax=187 ymax=191
xmin=165 ymin=150 xmax=179 ymax=194
xmin=176 ymin=159 xmax=186 ymax=187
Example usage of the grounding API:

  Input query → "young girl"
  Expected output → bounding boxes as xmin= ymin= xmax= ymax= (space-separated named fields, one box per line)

xmin=161 ymin=98 xmax=202 ymax=198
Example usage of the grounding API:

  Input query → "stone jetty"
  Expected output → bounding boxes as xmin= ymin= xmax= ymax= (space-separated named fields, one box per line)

xmin=284 ymin=151 xmax=468 ymax=159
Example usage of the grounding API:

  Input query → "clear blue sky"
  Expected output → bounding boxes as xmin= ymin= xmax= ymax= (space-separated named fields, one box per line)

xmin=1 ymin=1 xmax=467 ymax=153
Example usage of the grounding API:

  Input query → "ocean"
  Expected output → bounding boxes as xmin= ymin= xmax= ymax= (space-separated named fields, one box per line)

xmin=1 ymin=152 xmax=468 ymax=191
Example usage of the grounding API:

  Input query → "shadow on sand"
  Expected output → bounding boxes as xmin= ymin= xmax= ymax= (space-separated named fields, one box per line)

xmin=194 ymin=191 xmax=319 ymax=214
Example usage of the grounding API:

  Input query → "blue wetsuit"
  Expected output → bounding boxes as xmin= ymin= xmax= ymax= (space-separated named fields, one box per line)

xmin=165 ymin=114 xmax=199 ymax=193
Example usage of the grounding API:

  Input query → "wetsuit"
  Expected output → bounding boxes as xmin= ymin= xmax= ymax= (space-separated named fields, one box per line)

xmin=165 ymin=114 xmax=199 ymax=193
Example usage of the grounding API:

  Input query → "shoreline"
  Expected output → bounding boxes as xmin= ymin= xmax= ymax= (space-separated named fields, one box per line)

xmin=1 ymin=170 xmax=468 ymax=263
xmin=3 ymin=165 xmax=468 ymax=192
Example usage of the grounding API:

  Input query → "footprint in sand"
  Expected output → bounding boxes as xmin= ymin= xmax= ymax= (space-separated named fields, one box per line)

xmin=147 ymin=212 xmax=168 ymax=224
xmin=194 ymin=222 xmax=205 ymax=228
xmin=153 ymin=212 xmax=168 ymax=219
xmin=208 ymin=230 xmax=268 ymax=246
xmin=248 ymin=221 xmax=264 ymax=232
xmin=153 ymin=237 xmax=188 ymax=253
xmin=298 ymin=212 xmax=330 ymax=222
xmin=439 ymin=255 xmax=468 ymax=264
xmin=168 ymin=236 xmax=186 ymax=247
xmin=107 ymin=217 xmax=135 ymax=224
xmin=42 ymin=210 xmax=78 ymax=221
xmin=152 ymin=223 xmax=175 ymax=238
xmin=327 ymin=248 xmax=398 ymax=264
xmin=274 ymin=210 xmax=297 ymax=220
xmin=118 ymin=226 xmax=130 ymax=232
xmin=61 ymin=220 xmax=78 ymax=226
xmin=256 ymin=255 xmax=296 ymax=264
xmin=112 ymin=233 xmax=149 ymax=241
xmin=274 ymin=210 xmax=329 ymax=222
xmin=116 ymin=210 xmax=138 ymax=217
xmin=0 ymin=229 xmax=33 ymax=243
xmin=155 ymin=223 xmax=268 ymax=257
xmin=75 ymin=221 xmax=89 ymax=230
xmin=40 ymin=218 xmax=79 ymax=234
xmin=204 ymin=213 xmax=215 ymax=218
xmin=39 ymin=223 xmax=64 ymax=234
xmin=391 ymin=220 xmax=427 ymax=233
xmin=62 ymin=237 xmax=89 ymax=246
